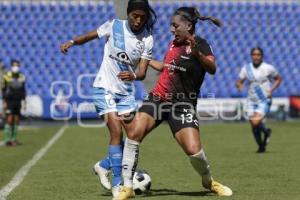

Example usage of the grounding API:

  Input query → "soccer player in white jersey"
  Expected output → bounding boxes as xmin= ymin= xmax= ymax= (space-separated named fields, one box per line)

xmin=236 ymin=47 xmax=281 ymax=153
xmin=60 ymin=0 xmax=157 ymax=198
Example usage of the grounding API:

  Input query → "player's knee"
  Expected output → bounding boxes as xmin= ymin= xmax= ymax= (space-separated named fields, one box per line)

xmin=127 ymin=128 xmax=144 ymax=142
xmin=251 ymin=120 xmax=260 ymax=128
xmin=184 ymin=144 xmax=201 ymax=156
xmin=127 ymin=131 xmax=142 ymax=142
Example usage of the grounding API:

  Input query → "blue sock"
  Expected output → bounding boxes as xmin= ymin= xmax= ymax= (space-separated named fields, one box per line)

xmin=99 ymin=156 xmax=110 ymax=170
xmin=100 ymin=139 xmax=124 ymax=171
xmin=109 ymin=145 xmax=123 ymax=187
xmin=99 ymin=140 xmax=124 ymax=171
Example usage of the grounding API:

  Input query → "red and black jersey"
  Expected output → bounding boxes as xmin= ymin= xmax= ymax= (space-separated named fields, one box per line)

xmin=152 ymin=36 xmax=214 ymax=105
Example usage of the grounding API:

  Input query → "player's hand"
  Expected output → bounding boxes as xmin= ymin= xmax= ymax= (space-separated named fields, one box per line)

xmin=236 ymin=84 xmax=243 ymax=91
xmin=117 ymin=71 xmax=136 ymax=81
xmin=186 ymin=34 xmax=199 ymax=55
xmin=237 ymin=84 xmax=243 ymax=91
xmin=60 ymin=41 xmax=74 ymax=54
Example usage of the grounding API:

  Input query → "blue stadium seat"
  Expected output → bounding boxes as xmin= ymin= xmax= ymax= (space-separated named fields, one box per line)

xmin=0 ymin=2 xmax=299 ymax=97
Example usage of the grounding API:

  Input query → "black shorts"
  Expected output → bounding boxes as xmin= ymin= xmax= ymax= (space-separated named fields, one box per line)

xmin=139 ymin=94 xmax=199 ymax=135
xmin=5 ymin=100 xmax=22 ymax=115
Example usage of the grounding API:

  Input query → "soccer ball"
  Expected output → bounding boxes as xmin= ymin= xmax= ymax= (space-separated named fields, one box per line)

xmin=133 ymin=169 xmax=151 ymax=194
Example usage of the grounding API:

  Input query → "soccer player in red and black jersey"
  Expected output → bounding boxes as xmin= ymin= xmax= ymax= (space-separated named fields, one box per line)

xmin=115 ymin=7 xmax=232 ymax=200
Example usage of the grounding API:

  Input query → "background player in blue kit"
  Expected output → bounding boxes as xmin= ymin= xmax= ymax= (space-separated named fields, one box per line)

xmin=60 ymin=0 xmax=156 ymax=198
xmin=236 ymin=47 xmax=282 ymax=152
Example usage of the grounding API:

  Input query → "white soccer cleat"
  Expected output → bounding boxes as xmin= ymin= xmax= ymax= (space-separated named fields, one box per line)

xmin=111 ymin=185 xmax=121 ymax=199
xmin=93 ymin=161 xmax=111 ymax=190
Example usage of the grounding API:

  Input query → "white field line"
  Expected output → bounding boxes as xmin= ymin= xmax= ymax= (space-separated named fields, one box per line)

xmin=0 ymin=125 xmax=68 ymax=200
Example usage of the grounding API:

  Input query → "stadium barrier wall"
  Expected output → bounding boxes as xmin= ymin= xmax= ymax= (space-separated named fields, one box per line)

xmin=9 ymin=96 xmax=290 ymax=120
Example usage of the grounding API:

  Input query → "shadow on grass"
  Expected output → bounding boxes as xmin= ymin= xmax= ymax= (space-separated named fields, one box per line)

xmin=140 ymin=189 xmax=213 ymax=197
xmin=101 ymin=191 xmax=112 ymax=197
xmin=101 ymin=188 xmax=213 ymax=198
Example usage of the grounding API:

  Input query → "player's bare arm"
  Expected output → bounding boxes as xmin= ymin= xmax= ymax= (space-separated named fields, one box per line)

xmin=236 ymin=79 xmax=245 ymax=91
xmin=187 ymin=35 xmax=216 ymax=75
xmin=149 ymin=59 xmax=164 ymax=71
xmin=268 ymin=74 xmax=282 ymax=97
xmin=60 ymin=30 xmax=98 ymax=54
xmin=134 ymin=58 xmax=150 ymax=80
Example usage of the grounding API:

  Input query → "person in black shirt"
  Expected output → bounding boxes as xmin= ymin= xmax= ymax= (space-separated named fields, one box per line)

xmin=2 ymin=59 xmax=26 ymax=146
xmin=116 ymin=7 xmax=232 ymax=200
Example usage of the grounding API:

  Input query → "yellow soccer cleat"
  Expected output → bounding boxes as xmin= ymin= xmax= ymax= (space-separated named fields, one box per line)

xmin=112 ymin=186 xmax=135 ymax=200
xmin=203 ymin=180 xmax=233 ymax=196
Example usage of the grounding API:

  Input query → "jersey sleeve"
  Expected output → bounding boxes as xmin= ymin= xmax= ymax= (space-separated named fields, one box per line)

xmin=141 ymin=35 xmax=153 ymax=60
xmin=238 ymin=66 xmax=247 ymax=80
xmin=96 ymin=20 xmax=114 ymax=38
xmin=196 ymin=38 xmax=214 ymax=56
xmin=267 ymin=64 xmax=279 ymax=78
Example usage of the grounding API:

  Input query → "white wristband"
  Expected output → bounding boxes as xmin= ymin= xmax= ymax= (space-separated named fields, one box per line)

xmin=70 ymin=40 xmax=74 ymax=44
xmin=133 ymin=73 xmax=137 ymax=80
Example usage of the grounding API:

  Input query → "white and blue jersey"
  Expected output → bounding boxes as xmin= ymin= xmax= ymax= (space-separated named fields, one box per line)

xmin=93 ymin=19 xmax=153 ymax=95
xmin=239 ymin=62 xmax=278 ymax=117
xmin=93 ymin=19 xmax=153 ymax=115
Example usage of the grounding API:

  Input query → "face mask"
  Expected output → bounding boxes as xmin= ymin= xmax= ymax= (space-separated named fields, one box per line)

xmin=12 ymin=66 xmax=20 ymax=73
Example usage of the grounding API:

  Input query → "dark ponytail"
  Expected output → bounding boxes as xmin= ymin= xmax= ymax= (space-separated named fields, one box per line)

xmin=174 ymin=7 xmax=222 ymax=31
xmin=194 ymin=9 xmax=222 ymax=27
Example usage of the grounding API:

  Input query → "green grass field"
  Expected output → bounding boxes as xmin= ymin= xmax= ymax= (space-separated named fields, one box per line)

xmin=1 ymin=121 xmax=300 ymax=200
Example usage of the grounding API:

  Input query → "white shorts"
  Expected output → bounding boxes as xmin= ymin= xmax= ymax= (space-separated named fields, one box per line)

xmin=246 ymin=99 xmax=272 ymax=118
xmin=93 ymin=87 xmax=137 ymax=116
